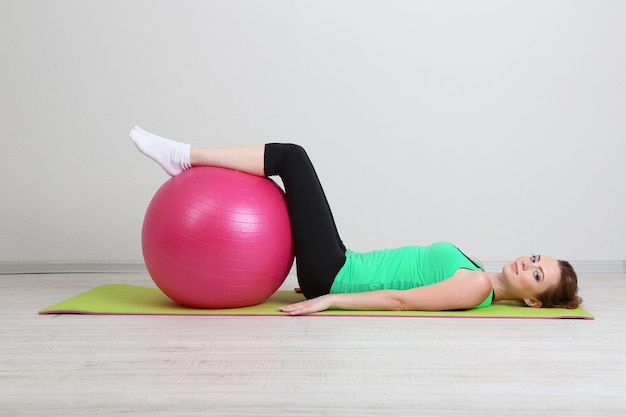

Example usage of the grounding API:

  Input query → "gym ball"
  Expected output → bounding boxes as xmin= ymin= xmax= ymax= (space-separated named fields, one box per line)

xmin=142 ymin=166 xmax=294 ymax=308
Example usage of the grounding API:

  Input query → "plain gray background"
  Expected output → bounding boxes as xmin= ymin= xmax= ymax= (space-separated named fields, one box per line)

xmin=1 ymin=0 xmax=624 ymax=270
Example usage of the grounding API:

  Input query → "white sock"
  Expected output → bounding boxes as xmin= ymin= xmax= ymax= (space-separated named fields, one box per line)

xmin=129 ymin=126 xmax=191 ymax=176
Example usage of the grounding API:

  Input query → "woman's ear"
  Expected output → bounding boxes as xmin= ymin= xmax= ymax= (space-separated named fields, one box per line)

xmin=524 ymin=298 xmax=543 ymax=308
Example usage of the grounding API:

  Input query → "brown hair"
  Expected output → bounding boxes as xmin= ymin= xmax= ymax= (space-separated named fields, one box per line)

xmin=537 ymin=260 xmax=582 ymax=309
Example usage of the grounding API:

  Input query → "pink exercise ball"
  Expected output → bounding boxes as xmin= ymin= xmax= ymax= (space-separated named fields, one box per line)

xmin=142 ymin=167 xmax=294 ymax=308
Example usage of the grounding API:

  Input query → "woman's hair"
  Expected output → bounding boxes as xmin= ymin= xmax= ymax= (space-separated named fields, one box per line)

xmin=537 ymin=260 xmax=582 ymax=309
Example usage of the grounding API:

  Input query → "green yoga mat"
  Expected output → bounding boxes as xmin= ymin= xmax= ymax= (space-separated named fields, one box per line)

xmin=39 ymin=284 xmax=593 ymax=319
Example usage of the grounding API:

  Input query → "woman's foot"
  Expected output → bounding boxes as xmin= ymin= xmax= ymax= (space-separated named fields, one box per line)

xmin=129 ymin=126 xmax=191 ymax=176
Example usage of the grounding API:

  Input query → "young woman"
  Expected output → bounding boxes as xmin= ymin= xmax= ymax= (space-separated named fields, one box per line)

xmin=130 ymin=126 xmax=582 ymax=315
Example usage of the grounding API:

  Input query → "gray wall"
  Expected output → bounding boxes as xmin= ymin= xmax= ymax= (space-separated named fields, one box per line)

xmin=1 ymin=0 xmax=624 ymax=270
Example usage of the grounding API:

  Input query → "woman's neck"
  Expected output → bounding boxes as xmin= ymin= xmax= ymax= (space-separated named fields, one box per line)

xmin=486 ymin=271 xmax=518 ymax=302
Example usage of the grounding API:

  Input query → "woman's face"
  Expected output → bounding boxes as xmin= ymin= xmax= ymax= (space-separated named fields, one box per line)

xmin=502 ymin=254 xmax=561 ymax=306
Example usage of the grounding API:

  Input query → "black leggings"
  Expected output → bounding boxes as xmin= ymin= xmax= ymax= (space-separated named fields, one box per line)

xmin=264 ymin=143 xmax=346 ymax=298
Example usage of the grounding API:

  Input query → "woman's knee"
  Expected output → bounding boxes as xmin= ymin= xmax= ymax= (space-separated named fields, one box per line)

xmin=265 ymin=143 xmax=310 ymax=176
xmin=278 ymin=143 xmax=307 ymax=160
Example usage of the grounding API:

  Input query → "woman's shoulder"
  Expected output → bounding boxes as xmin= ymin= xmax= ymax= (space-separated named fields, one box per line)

xmin=454 ymin=268 xmax=492 ymax=292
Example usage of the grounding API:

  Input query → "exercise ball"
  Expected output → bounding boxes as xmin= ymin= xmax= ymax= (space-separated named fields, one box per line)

xmin=142 ymin=167 xmax=294 ymax=308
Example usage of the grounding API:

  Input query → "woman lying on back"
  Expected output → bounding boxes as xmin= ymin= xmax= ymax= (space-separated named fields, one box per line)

xmin=130 ymin=126 xmax=581 ymax=315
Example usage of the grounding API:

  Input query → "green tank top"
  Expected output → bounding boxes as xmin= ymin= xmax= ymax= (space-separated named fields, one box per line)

xmin=330 ymin=242 xmax=493 ymax=309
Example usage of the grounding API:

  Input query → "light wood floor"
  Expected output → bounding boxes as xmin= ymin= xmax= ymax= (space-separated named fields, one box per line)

xmin=1 ymin=271 xmax=624 ymax=417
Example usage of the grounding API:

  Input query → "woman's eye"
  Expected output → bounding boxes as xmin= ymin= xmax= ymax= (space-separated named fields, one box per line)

xmin=530 ymin=254 xmax=537 ymax=262
xmin=533 ymin=271 xmax=540 ymax=281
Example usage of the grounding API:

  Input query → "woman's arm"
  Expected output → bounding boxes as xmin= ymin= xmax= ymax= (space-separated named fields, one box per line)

xmin=279 ymin=270 xmax=492 ymax=315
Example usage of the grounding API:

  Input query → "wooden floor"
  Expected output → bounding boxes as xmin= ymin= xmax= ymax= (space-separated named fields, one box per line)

xmin=1 ymin=271 xmax=624 ymax=417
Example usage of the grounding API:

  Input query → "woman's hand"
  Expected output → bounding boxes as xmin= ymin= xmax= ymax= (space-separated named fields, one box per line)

xmin=279 ymin=294 xmax=334 ymax=315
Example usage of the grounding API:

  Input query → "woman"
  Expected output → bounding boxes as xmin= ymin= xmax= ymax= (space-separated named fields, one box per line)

xmin=130 ymin=126 xmax=582 ymax=315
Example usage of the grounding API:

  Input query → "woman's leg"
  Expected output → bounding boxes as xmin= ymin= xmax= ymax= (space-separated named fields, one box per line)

xmin=190 ymin=145 xmax=266 ymax=176
xmin=264 ymin=143 xmax=346 ymax=298
xmin=130 ymin=125 xmax=266 ymax=177
xmin=130 ymin=127 xmax=346 ymax=298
